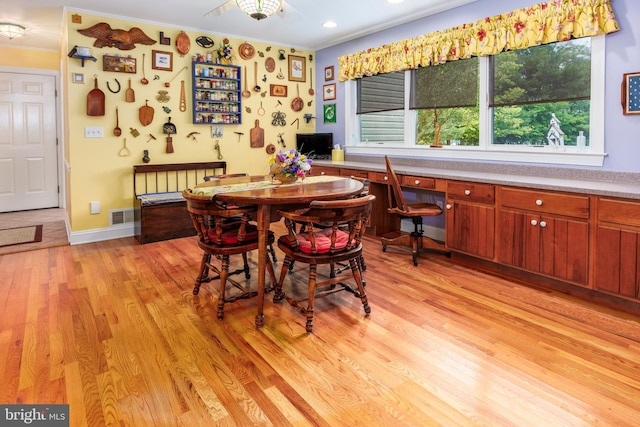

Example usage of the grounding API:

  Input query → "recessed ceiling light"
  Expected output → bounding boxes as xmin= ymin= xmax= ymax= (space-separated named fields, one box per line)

xmin=387 ymin=0 xmax=405 ymax=3
xmin=322 ymin=21 xmax=337 ymax=28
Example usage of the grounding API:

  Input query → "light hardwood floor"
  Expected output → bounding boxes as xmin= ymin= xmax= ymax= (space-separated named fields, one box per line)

xmin=1 ymin=225 xmax=639 ymax=426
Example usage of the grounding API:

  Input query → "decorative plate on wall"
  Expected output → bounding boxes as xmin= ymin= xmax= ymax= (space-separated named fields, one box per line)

xmin=195 ymin=36 xmax=214 ymax=48
xmin=239 ymin=43 xmax=255 ymax=60
xmin=265 ymin=57 xmax=276 ymax=73
xmin=176 ymin=31 xmax=190 ymax=56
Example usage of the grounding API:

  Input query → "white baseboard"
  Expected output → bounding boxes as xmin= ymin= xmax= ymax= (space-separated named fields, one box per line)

xmin=69 ymin=224 xmax=135 ymax=245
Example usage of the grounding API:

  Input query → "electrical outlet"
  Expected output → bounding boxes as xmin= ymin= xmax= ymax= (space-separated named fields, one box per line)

xmin=90 ymin=201 xmax=100 ymax=214
xmin=85 ymin=126 xmax=103 ymax=138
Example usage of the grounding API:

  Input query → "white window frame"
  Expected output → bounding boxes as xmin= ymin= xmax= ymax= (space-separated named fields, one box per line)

xmin=344 ymin=36 xmax=606 ymax=167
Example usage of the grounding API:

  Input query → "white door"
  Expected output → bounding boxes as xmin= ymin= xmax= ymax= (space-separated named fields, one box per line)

xmin=0 ymin=72 xmax=58 ymax=213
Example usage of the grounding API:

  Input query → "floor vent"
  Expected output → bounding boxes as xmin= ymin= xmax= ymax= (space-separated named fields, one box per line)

xmin=110 ymin=208 xmax=135 ymax=226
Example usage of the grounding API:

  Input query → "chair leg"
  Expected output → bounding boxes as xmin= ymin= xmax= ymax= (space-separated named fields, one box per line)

xmin=274 ymin=256 xmax=292 ymax=303
xmin=333 ymin=253 xmax=367 ymax=277
xmin=382 ymin=217 xmax=449 ymax=266
xmin=193 ymin=252 xmax=210 ymax=295
xmin=217 ymin=255 xmax=230 ymax=320
xmin=358 ymin=254 xmax=367 ymax=272
xmin=349 ymin=258 xmax=371 ymax=316
xmin=304 ymin=264 xmax=318 ymax=333
xmin=265 ymin=256 xmax=277 ymax=294
xmin=268 ymin=244 xmax=278 ymax=264
xmin=411 ymin=217 xmax=422 ymax=266
xmin=242 ymin=253 xmax=251 ymax=279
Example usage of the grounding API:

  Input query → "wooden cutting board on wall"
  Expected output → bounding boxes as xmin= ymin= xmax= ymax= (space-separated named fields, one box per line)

xmin=87 ymin=77 xmax=105 ymax=116
xmin=250 ymin=119 xmax=264 ymax=148
xmin=139 ymin=100 xmax=154 ymax=126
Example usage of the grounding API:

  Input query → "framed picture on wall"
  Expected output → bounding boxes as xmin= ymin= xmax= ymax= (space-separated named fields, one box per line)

xmin=621 ymin=72 xmax=640 ymax=115
xmin=103 ymin=55 xmax=137 ymax=73
xmin=323 ymin=83 xmax=336 ymax=101
xmin=323 ymin=103 xmax=336 ymax=123
xmin=324 ymin=66 xmax=334 ymax=81
xmin=152 ymin=50 xmax=173 ymax=71
xmin=270 ymin=84 xmax=288 ymax=97
xmin=72 ymin=73 xmax=84 ymax=84
xmin=288 ymin=55 xmax=306 ymax=82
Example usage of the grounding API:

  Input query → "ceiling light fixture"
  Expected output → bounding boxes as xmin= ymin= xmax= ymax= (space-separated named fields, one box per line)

xmin=236 ymin=0 xmax=282 ymax=21
xmin=0 ymin=23 xmax=26 ymax=40
xmin=322 ymin=21 xmax=337 ymax=28
xmin=387 ymin=0 xmax=405 ymax=3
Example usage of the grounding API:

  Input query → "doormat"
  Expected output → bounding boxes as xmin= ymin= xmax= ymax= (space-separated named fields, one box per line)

xmin=0 ymin=225 xmax=43 ymax=248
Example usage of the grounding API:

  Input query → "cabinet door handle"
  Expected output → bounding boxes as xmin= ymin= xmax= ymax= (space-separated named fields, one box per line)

xmin=384 ymin=176 xmax=388 ymax=181
xmin=539 ymin=221 xmax=547 ymax=228
xmin=446 ymin=204 xmax=452 ymax=210
xmin=531 ymin=219 xmax=538 ymax=226
xmin=536 ymin=199 xmax=543 ymax=206
xmin=351 ymin=175 xmax=355 ymax=178
xmin=414 ymin=179 xmax=420 ymax=185
xmin=464 ymin=189 xmax=471 ymax=196
xmin=321 ymin=171 xmax=325 ymax=175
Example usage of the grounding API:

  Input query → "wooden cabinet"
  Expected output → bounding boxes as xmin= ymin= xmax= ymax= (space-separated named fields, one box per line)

xmin=192 ymin=61 xmax=241 ymax=124
xmin=497 ymin=187 xmax=590 ymax=286
xmin=594 ymin=197 xmax=640 ymax=299
xmin=445 ymin=181 xmax=495 ymax=260
xmin=305 ymin=163 xmax=640 ymax=311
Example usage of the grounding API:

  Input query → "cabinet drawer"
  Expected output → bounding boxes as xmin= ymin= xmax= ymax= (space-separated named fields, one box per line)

xmin=339 ymin=168 xmax=369 ymax=179
xmin=500 ymin=187 xmax=589 ymax=219
xmin=598 ymin=197 xmax=640 ymax=227
xmin=368 ymin=171 xmax=389 ymax=184
xmin=311 ymin=166 xmax=340 ymax=176
xmin=401 ymin=175 xmax=436 ymax=190
xmin=447 ymin=181 xmax=495 ymax=204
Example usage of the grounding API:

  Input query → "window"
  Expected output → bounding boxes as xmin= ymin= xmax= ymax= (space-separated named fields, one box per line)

xmin=411 ymin=58 xmax=479 ymax=146
xmin=347 ymin=36 xmax=605 ymax=166
xmin=491 ymin=38 xmax=591 ymax=148
xmin=357 ymin=71 xmax=405 ymax=144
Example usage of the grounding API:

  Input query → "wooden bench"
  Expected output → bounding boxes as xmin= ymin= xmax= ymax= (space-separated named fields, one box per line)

xmin=133 ymin=161 xmax=227 ymax=244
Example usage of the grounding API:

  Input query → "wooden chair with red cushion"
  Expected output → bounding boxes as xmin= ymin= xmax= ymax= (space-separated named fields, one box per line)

xmin=381 ymin=156 xmax=450 ymax=265
xmin=183 ymin=189 xmax=276 ymax=320
xmin=274 ymin=194 xmax=376 ymax=333
xmin=203 ymin=172 xmax=278 ymax=264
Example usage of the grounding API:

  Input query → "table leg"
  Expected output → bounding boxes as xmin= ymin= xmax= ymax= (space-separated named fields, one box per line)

xmin=255 ymin=204 xmax=271 ymax=327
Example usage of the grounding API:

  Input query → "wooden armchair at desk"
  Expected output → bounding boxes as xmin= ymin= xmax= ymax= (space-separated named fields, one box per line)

xmin=381 ymin=156 xmax=450 ymax=266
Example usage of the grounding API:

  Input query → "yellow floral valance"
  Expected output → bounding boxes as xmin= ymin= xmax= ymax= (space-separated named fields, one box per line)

xmin=337 ymin=0 xmax=619 ymax=82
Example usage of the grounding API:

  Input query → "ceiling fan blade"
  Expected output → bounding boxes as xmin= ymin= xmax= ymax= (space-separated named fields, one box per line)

xmin=204 ymin=0 xmax=236 ymax=18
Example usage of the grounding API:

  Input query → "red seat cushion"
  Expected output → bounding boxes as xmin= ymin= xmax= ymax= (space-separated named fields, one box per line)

xmin=207 ymin=223 xmax=258 ymax=244
xmin=295 ymin=228 xmax=351 ymax=254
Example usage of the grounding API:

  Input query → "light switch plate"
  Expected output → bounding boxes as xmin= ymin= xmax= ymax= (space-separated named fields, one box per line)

xmin=85 ymin=127 xmax=103 ymax=138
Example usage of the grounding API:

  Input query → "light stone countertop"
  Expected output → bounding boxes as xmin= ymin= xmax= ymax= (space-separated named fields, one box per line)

xmin=313 ymin=156 xmax=640 ymax=200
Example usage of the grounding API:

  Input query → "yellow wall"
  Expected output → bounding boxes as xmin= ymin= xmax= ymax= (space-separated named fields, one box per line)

xmin=0 ymin=46 xmax=60 ymax=69
xmin=65 ymin=12 xmax=316 ymax=232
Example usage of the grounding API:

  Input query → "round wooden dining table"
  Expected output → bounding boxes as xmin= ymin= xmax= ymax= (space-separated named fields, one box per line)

xmin=195 ymin=175 xmax=364 ymax=327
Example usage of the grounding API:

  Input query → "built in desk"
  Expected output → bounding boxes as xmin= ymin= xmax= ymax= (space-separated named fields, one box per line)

xmin=310 ymin=158 xmax=640 ymax=313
